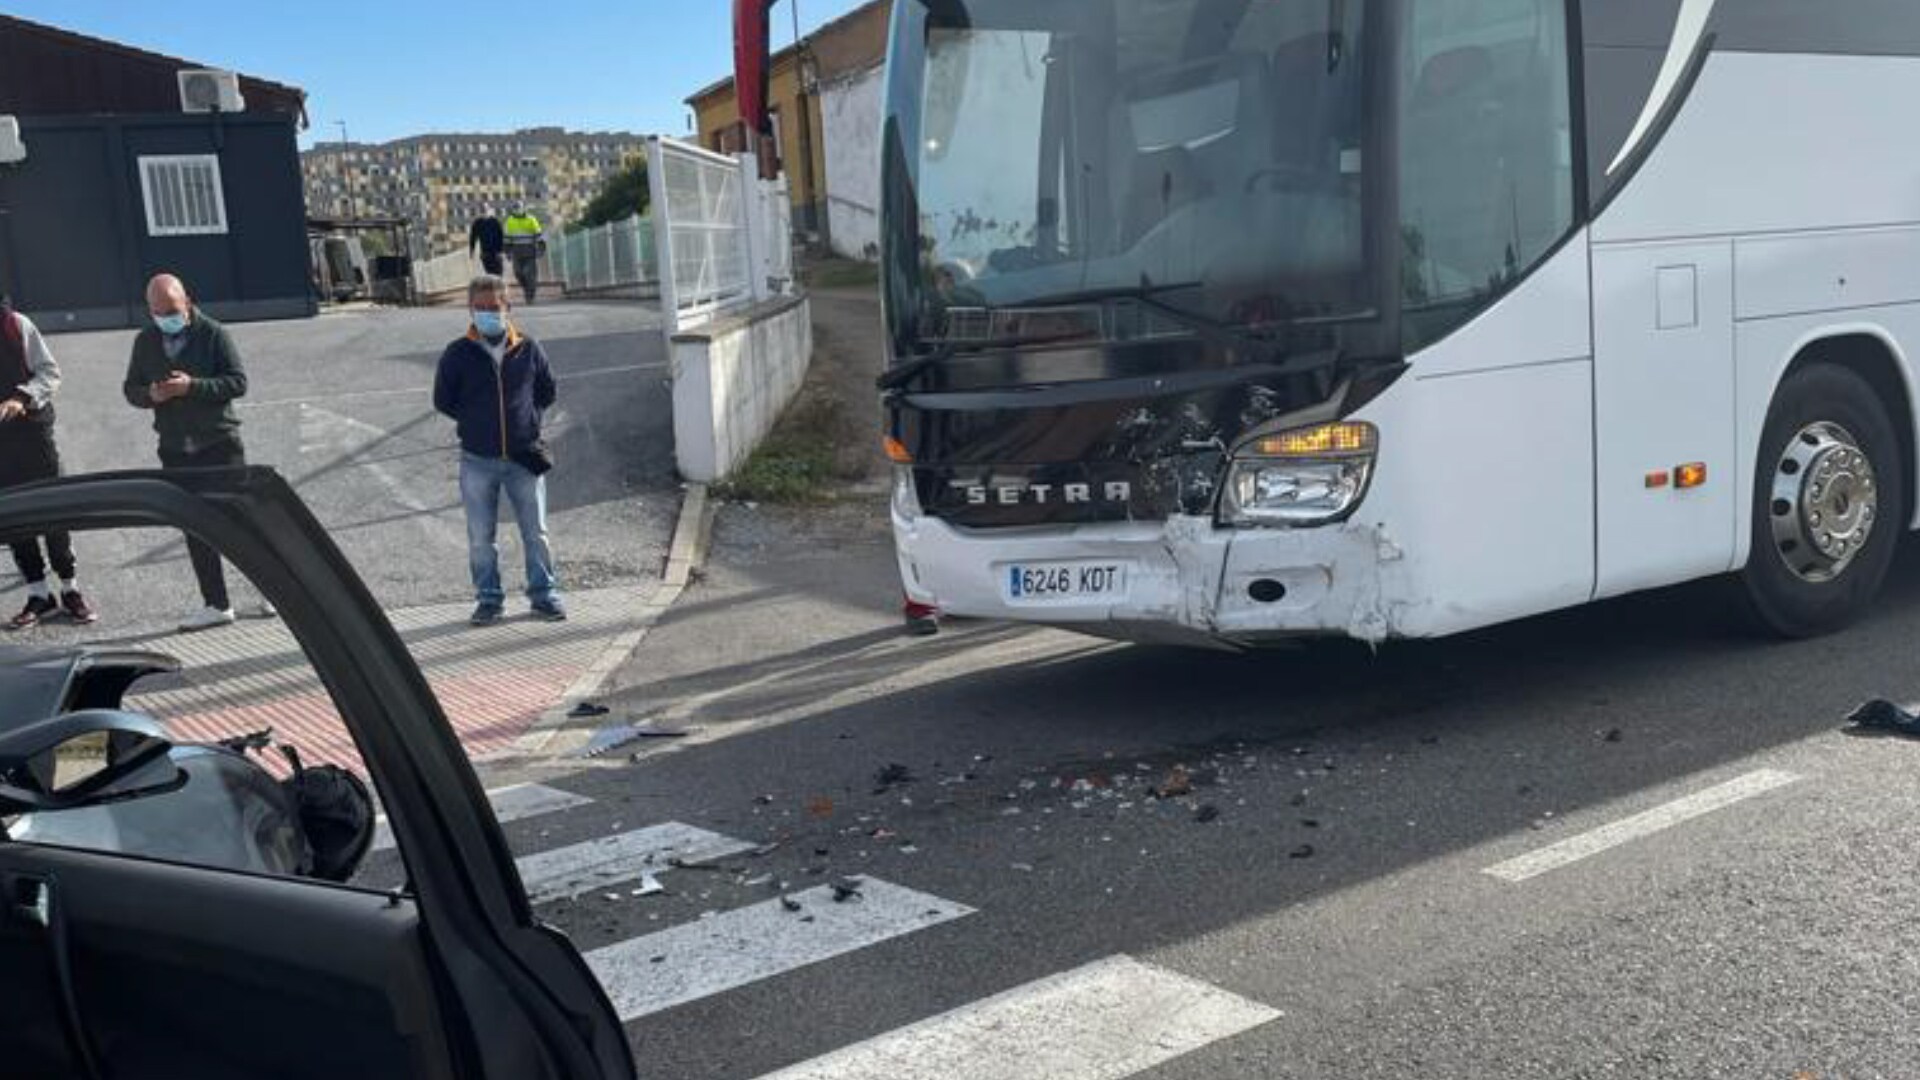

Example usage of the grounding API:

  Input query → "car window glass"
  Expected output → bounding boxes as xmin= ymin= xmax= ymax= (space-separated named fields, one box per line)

xmin=0 ymin=523 xmax=390 ymax=890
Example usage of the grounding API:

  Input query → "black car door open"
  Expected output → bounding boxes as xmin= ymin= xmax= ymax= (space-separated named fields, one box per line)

xmin=0 ymin=468 xmax=635 ymax=1080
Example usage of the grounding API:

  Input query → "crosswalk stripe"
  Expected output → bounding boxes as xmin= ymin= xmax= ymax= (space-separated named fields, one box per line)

xmin=370 ymin=782 xmax=593 ymax=853
xmin=518 ymin=821 xmax=758 ymax=905
xmin=1483 ymin=768 xmax=1802 ymax=883
xmin=751 ymin=955 xmax=1280 ymax=1080
xmin=587 ymin=877 xmax=973 ymax=1022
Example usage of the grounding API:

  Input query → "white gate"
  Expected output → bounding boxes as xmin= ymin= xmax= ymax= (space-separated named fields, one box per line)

xmin=646 ymin=137 xmax=795 ymax=333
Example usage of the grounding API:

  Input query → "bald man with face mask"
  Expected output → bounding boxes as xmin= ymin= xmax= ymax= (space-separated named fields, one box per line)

xmin=123 ymin=273 xmax=251 ymax=632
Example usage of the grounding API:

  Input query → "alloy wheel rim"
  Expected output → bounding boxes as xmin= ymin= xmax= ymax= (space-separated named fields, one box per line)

xmin=1770 ymin=421 xmax=1877 ymax=584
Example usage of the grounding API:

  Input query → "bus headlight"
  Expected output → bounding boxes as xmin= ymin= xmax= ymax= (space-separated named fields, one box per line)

xmin=1221 ymin=422 xmax=1377 ymax=527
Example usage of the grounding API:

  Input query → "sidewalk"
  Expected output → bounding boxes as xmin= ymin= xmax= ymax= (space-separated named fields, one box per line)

xmin=125 ymin=584 xmax=669 ymax=773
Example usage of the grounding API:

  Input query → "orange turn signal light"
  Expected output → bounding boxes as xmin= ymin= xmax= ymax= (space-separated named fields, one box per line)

xmin=883 ymin=436 xmax=913 ymax=464
xmin=1675 ymin=462 xmax=1708 ymax=489
xmin=1251 ymin=422 xmax=1377 ymax=458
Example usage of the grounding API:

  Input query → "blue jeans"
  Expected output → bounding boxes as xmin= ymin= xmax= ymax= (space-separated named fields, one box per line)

xmin=459 ymin=453 xmax=557 ymax=607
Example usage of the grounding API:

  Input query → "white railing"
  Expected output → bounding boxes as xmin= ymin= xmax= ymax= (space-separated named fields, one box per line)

xmin=551 ymin=214 xmax=657 ymax=293
xmin=647 ymin=137 xmax=796 ymax=332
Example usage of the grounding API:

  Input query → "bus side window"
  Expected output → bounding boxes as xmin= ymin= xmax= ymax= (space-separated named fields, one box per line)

xmin=1399 ymin=0 xmax=1575 ymax=343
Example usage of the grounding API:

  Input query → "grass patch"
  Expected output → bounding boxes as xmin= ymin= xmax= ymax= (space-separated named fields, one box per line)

xmin=802 ymin=258 xmax=880 ymax=290
xmin=716 ymin=403 xmax=839 ymax=504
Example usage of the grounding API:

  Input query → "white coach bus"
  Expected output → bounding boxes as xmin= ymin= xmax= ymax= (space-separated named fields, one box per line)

xmin=879 ymin=0 xmax=1920 ymax=645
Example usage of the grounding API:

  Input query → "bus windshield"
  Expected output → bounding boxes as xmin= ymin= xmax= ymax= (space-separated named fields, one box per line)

xmin=882 ymin=0 xmax=1576 ymax=361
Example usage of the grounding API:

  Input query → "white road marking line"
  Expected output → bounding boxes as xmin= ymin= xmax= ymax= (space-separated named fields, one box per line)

xmin=1484 ymin=768 xmax=1803 ymax=883
xmin=371 ymin=782 xmax=593 ymax=853
xmin=752 ymin=955 xmax=1280 ymax=1080
xmin=518 ymin=822 xmax=758 ymax=905
xmin=587 ymin=878 xmax=973 ymax=1023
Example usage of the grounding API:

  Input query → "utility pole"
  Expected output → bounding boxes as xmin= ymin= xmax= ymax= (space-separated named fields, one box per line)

xmin=337 ymin=120 xmax=360 ymax=220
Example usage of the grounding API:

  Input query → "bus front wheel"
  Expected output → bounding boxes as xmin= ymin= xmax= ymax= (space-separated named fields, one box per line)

xmin=1741 ymin=364 xmax=1905 ymax=637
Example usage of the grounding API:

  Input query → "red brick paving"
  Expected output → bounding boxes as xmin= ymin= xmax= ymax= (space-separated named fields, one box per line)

xmin=155 ymin=665 xmax=580 ymax=776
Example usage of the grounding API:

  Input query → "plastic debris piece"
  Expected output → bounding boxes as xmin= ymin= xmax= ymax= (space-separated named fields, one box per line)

xmin=567 ymin=702 xmax=612 ymax=719
xmin=573 ymin=724 xmax=647 ymax=759
xmin=1289 ymin=844 xmax=1315 ymax=859
xmin=1195 ymin=805 xmax=1221 ymax=823
xmin=1849 ymin=699 xmax=1920 ymax=735
xmin=832 ymin=878 xmax=864 ymax=903
xmin=873 ymin=763 xmax=916 ymax=792
xmin=781 ymin=895 xmax=803 ymax=913
xmin=1152 ymin=765 xmax=1193 ymax=799
xmin=634 ymin=871 xmax=665 ymax=897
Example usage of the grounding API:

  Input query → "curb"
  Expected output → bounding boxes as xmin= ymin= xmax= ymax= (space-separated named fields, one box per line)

xmin=508 ymin=483 xmax=715 ymax=760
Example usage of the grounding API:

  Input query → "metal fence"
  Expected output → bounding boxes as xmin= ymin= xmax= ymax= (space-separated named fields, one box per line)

xmin=647 ymin=137 xmax=795 ymax=332
xmin=551 ymin=214 xmax=657 ymax=293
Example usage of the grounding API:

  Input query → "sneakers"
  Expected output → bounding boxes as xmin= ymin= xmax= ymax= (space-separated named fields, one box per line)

xmin=178 ymin=606 xmax=237 ymax=633
xmin=531 ymin=598 xmax=568 ymax=622
xmin=470 ymin=603 xmax=505 ymax=627
xmin=6 ymin=594 xmax=57 ymax=631
xmin=60 ymin=590 xmax=96 ymax=625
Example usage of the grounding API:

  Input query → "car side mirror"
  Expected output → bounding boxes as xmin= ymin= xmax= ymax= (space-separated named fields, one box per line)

xmin=0 ymin=711 xmax=185 ymax=816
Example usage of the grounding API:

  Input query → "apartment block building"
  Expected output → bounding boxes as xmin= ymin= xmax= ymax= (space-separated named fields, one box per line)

xmin=303 ymin=128 xmax=647 ymax=255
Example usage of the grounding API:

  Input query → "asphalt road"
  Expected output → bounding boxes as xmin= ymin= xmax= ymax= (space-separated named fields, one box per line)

xmin=483 ymin=500 xmax=1920 ymax=1079
xmin=17 ymin=300 xmax=675 ymax=637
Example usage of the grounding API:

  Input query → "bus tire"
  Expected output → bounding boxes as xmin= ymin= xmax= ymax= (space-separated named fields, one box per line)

xmin=1741 ymin=363 xmax=1905 ymax=638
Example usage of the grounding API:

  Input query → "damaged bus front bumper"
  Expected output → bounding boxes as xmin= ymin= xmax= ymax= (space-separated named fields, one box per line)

xmin=891 ymin=509 xmax=1416 ymax=646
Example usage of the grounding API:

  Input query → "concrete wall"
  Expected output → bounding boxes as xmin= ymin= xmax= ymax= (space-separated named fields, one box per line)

xmin=822 ymin=64 xmax=885 ymax=262
xmin=670 ymin=293 xmax=813 ymax=482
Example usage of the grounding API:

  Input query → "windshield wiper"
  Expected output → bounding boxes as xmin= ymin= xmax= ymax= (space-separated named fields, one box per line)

xmin=880 ymin=281 xmax=1343 ymax=394
xmin=877 ymin=328 xmax=1107 ymax=392
xmin=1019 ymin=282 xmax=1311 ymax=367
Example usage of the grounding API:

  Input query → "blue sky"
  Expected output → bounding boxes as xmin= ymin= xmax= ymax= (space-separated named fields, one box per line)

xmin=7 ymin=0 xmax=873 ymax=147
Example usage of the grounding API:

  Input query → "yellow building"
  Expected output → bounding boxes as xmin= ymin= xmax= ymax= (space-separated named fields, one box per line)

xmin=686 ymin=0 xmax=891 ymax=242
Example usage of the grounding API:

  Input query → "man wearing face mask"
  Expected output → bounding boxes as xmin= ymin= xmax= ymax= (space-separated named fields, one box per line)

xmin=432 ymin=274 xmax=562 ymax=626
xmin=122 ymin=273 xmax=250 ymax=632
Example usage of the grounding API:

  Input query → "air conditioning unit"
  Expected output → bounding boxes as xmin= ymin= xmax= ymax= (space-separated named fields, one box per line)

xmin=177 ymin=69 xmax=246 ymax=114
xmin=0 ymin=117 xmax=23 ymax=164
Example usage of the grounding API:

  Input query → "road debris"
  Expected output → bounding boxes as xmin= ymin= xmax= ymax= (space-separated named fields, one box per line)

xmin=1194 ymin=804 xmax=1221 ymax=823
xmin=832 ymin=878 xmax=864 ymax=903
xmin=1601 ymin=727 xmax=1624 ymax=743
xmin=1289 ymin=844 xmax=1315 ymax=859
xmin=873 ymin=763 xmax=916 ymax=792
xmin=780 ymin=895 xmax=803 ymax=913
xmin=1151 ymin=765 xmax=1193 ymax=799
xmin=566 ymin=701 xmax=611 ymax=719
xmin=574 ymin=721 xmax=690 ymax=758
xmin=807 ymin=796 xmax=836 ymax=819
xmin=633 ymin=871 xmax=665 ymax=897
xmin=1848 ymin=699 xmax=1920 ymax=736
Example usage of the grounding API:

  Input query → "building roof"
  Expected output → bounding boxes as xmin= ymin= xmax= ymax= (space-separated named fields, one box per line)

xmin=686 ymin=0 xmax=890 ymax=106
xmin=0 ymin=14 xmax=308 ymax=124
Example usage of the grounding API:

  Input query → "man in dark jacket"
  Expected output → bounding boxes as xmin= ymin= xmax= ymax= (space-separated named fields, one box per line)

xmin=469 ymin=209 xmax=506 ymax=276
xmin=432 ymin=274 xmax=563 ymax=626
xmin=0 ymin=294 xmax=95 ymax=629
xmin=123 ymin=273 xmax=250 ymax=632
